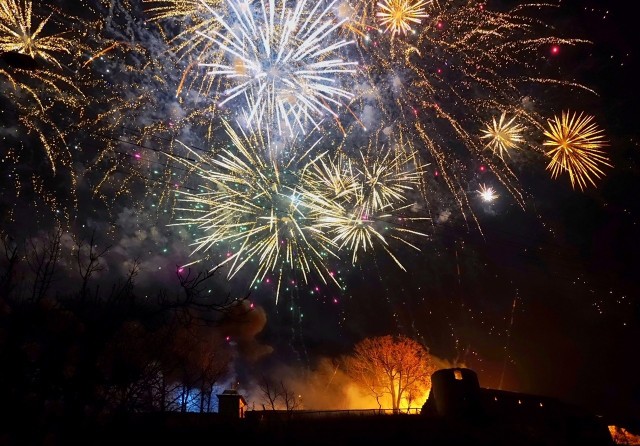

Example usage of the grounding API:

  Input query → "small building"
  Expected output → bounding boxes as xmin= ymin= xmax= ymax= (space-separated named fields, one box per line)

xmin=217 ymin=389 xmax=247 ymax=419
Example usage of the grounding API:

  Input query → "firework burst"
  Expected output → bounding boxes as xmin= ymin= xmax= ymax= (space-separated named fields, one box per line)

xmin=0 ymin=0 xmax=86 ymax=114
xmin=543 ymin=110 xmax=610 ymax=190
xmin=169 ymin=121 xmax=341 ymax=302
xmin=376 ymin=0 xmax=430 ymax=37
xmin=307 ymin=149 xmax=430 ymax=268
xmin=480 ymin=112 xmax=525 ymax=160
xmin=477 ymin=183 xmax=498 ymax=203
xmin=196 ymin=0 xmax=358 ymax=136
xmin=72 ymin=0 xmax=613 ymax=301
xmin=167 ymin=120 xmax=429 ymax=298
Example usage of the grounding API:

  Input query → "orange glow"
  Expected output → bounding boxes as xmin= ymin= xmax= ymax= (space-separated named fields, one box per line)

xmin=608 ymin=426 xmax=640 ymax=445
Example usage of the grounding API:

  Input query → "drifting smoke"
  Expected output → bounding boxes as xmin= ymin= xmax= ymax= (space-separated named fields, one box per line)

xmin=220 ymin=300 xmax=274 ymax=363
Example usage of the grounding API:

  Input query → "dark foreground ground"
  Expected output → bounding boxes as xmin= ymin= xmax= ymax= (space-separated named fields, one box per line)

xmin=0 ymin=409 xmax=621 ymax=446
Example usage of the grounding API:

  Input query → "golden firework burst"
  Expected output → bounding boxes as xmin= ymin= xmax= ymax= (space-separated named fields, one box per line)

xmin=0 ymin=0 xmax=89 ymax=227
xmin=480 ymin=112 xmax=525 ymax=160
xmin=0 ymin=0 xmax=85 ymax=173
xmin=0 ymin=0 xmax=74 ymax=68
xmin=376 ymin=0 xmax=430 ymax=36
xmin=543 ymin=111 xmax=611 ymax=191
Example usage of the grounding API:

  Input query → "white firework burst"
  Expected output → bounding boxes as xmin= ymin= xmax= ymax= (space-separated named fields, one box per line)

xmin=198 ymin=0 xmax=358 ymax=137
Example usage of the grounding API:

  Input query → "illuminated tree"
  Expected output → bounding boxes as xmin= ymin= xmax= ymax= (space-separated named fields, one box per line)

xmin=162 ymin=323 xmax=232 ymax=413
xmin=343 ymin=335 xmax=434 ymax=412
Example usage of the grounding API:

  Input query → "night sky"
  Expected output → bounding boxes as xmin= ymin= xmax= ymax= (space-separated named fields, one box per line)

xmin=1 ymin=0 xmax=639 ymax=422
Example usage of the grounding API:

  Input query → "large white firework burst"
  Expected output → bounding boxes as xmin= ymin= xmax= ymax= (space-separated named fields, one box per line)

xmin=197 ymin=0 xmax=358 ymax=137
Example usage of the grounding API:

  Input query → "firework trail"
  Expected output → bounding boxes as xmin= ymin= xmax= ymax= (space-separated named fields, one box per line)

xmin=0 ymin=0 xmax=86 ymax=170
xmin=0 ymin=0 xmax=92 ymax=224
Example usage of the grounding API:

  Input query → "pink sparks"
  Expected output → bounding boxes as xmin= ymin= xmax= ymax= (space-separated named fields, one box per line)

xmin=134 ymin=153 xmax=141 ymax=159
xmin=225 ymin=336 xmax=230 ymax=342
xmin=333 ymin=298 xmax=338 ymax=304
xmin=177 ymin=267 xmax=184 ymax=273
xmin=437 ymin=22 xmax=443 ymax=29
xmin=551 ymin=45 xmax=560 ymax=55
xmin=480 ymin=165 xmax=486 ymax=172
xmin=250 ymin=302 xmax=255 ymax=309
xmin=266 ymin=278 xmax=271 ymax=283
xmin=315 ymin=287 xmax=319 ymax=292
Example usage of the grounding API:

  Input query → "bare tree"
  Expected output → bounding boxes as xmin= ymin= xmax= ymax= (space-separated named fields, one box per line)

xmin=74 ymin=229 xmax=110 ymax=300
xmin=196 ymin=341 xmax=231 ymax=413
xmin=25 ymin=228 xmax=62 ymax=301
xmin=257 ymin=375 xmax=280 ymax=410
xmin=343 ymin=335 xmax=434 ymax=413
xmin=404 ymin=381 xmax=422 ymax=413
xmin=107 ymin=257 xmax=140 ymax=303
xmin=0 ymin=233 xmax=20 ymax=296
xmin=279 ymin=381 xmax=302 ymax=411
xmin=158 ymin=266 xmax=250 ymax=325
xmin=257 ymin=376 xmax=301 ymax=411
xmin=1 ymin=227 xmax=248 ymax=418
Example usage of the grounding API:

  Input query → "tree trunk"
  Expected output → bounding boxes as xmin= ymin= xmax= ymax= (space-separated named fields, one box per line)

xmin=181 ymin=387 xmax=190 ymax=413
